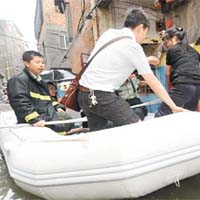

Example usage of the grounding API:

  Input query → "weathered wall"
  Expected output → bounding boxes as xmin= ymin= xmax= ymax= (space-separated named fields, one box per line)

xmin=36 ymin=0 xmax=68 ymax=69
xmin=149 ymin=0 xmax=200 ymax=43
xmin=38 ymin=0 xmax=66 ymax=44
xmin=174 ymin=0 xmax=200 ymax=43
xmin=68 ymin=0 xmax=200 ymax=74
xmin=69 ymin=0 xmax=160 ymax=74
xmin=68 ymin=0 xmax=94 ymax=74
xmin=95 ymin=5 xmax=112 ymax=37
xmin=43 ymin=0 xmax=66 ymax=26
xmin=110 ymin=0 xmax=161 ymax=41
xmin=0 ymin=20 xmax=27 ymax=81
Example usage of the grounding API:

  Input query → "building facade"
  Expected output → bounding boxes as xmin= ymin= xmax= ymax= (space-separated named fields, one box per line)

xmin=34 ymin=0 xmax=70 ymax=70
xmin=65 ymin=0 xmax=200 ymax=73
xmin=34 ymin=0 xmax=200 ymax=74
xmin=0 ymin=19 xmax=28 ymax=88
xmin=65 ymin=0 xmax=162 ymax=74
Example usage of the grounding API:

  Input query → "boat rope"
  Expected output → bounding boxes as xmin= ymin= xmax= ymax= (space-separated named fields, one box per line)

xmin=175 ymin=177 xmax=181 ymax=188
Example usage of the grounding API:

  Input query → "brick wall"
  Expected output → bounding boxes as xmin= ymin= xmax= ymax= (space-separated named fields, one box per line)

xmin=43 ymin=0 xmax=66 ymax=25
xmin=68 ymin=0 xmax=160 ymax=74
xmin=37 ymin=0 xmax=68 ymax=69
xmin=38 ymin=0 xmax=66 ymax=44
xmin=68 ymin=0 xmax=94 ymax=74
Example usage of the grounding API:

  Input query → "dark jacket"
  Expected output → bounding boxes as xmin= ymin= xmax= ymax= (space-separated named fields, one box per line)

xmin=7 ymin=68 xmax=67 ymax=132
xmin=166 ymin=43 xmax=200 ymax=85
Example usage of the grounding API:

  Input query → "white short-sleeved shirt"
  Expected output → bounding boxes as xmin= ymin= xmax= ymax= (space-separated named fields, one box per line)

xmin=79 ymin=27 xmax=153 ymax=92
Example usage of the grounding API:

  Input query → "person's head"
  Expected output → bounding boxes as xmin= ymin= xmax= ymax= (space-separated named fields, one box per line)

xmin=162 ymin=27 xmax=188 ymax=47
xmin=22 ymin=50 xmax=45 ymax=75
xmin=123 ymin=8 xmax=150 ymax=43
xmin=48 ymin=82 xmax=57 ymax=97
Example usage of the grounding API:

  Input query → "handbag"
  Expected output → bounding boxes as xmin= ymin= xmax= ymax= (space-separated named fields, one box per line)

xmin=60 ymin=78 xmax=81 ymax=111
xmin=60 ymin=36 xmax=132 ymax=111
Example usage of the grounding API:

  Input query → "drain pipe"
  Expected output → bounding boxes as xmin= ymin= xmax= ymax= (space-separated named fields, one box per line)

xmin=64 ymin=0 xmax=73 ymax=42
xmin=89 ymin=0 xmax=100 ymax=43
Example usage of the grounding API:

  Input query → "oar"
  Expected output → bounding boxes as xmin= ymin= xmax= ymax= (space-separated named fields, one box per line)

xmin=0 ymin=99 xmax=161 ymax=129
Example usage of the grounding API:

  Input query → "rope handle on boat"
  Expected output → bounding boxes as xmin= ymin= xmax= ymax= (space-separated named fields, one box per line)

xmin=175 ymin=177 xmax=181 ymax=187
xmin=0 ymin=99 xmax=161 ymax=129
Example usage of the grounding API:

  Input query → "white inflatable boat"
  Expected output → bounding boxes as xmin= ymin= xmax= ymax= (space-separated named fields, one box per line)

xmin=0 ymin=111 xmax=200 ymax=200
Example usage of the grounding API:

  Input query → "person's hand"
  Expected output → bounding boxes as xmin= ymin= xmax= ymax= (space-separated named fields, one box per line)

xmin=65 ymin=127 xmax=89 ymax=135
xmin=147 ymin=56 xmax=160 ymax=66
xmin=33 ymin=120 xmax=46 ymax=127
xmin=57 ymin=108 xmax=65 ymax=112
xmin=171 ymin=106 xmax=189 ymax=113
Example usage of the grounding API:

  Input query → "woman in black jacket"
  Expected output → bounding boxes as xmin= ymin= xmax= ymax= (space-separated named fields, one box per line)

xmin=155 ymin=28 xmax=200 ymax=117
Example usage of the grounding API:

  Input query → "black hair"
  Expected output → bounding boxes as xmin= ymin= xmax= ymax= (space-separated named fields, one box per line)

xmin=123 ymin=8 xmax=150 ymax=29
xmin=162 ymin=27 xmax=188 ymax=44
xmin=22 ymin=50 xmax=43 ymax=62
xmin=162 ymin=27 xmax=190 ymax=52
xmin=48 ymin=82 xmax=56 ymax=87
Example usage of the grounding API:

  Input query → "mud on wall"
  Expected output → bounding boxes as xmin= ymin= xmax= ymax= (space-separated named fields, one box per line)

xmin=186 ymin=0 xmax=200 ymax=43
xmin=110 ymin=0 xmax=161 ymax=40
xmin=174 ymin=0 xmax=200 ymax=43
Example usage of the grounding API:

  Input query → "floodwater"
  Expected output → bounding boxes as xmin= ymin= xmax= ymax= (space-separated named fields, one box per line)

xmin=0 ymin=103 xmax=200 ymax=200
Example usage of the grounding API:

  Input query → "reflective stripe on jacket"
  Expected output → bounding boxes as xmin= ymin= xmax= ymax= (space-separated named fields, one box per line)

xmin=7 ymin=68 xmax=67 ymax=132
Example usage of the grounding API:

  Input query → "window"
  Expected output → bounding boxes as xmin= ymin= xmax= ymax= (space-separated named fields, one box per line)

xmin=97 ymin=0 xmax=112 ymax=8
xmin=54 ymin=0 xmax=65 ymax=14
xmin=80 ymin=53 xmax=89 ymax=68
xmin=59 ymin=35 xmax=68 ymax=49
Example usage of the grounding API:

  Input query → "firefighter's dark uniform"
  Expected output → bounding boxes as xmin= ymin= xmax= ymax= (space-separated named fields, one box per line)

xmin=7 ymin=68 xmax=73 ymax=132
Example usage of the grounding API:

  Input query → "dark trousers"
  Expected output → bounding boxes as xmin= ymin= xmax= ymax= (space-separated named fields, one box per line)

xmin=155 ymin=84 xmax=200 ymax=117
xmin=126 ymin=97 xmax=148 ymax=121
xmin=78 ymin=90 xmax=139 ymax=131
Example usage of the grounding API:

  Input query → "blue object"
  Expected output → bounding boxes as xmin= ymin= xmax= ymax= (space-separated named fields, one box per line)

xmin=139 ymin=66 xmax=167 ymax=113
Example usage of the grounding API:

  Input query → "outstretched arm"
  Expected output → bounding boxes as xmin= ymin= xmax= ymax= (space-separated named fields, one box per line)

xmin=142 ymin=73 xmax=187 ymax=113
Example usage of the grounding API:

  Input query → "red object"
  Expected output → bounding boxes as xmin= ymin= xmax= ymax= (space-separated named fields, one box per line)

xmin=168 ymin=82 xmax=172 ymax=90
xmin=166 ymin=0 xmax=175 ymax=2
xmin=165 ymin=18 xmax=173 ymax=29
xmin=60 ymin=79 xmax=81 ymax=111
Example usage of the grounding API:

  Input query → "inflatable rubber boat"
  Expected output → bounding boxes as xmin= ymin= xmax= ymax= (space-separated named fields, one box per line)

xmin=0 ymin=111 xmax=200 ymax=200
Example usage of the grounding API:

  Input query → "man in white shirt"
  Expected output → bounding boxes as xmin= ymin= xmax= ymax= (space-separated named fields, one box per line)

xmin=78 ymin=7 xmax=186 ymax=131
